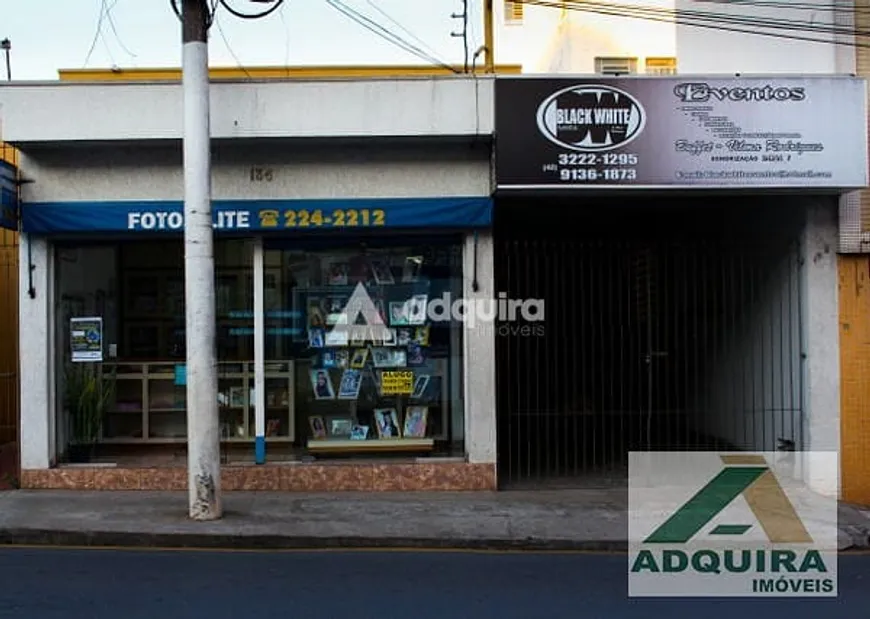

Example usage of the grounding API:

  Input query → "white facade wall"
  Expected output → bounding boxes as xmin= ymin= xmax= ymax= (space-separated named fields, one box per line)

xmin=496 ymin=0 xmax=853 ymax=75
xmin=692 ymin=199 xmax=841 ymax=495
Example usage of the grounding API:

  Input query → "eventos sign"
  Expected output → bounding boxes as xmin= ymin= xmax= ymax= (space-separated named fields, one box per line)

xmin=20 ymin=197 xmax=493 ymax=234
xmin=495 ymin=76 xmax=868 ymax=190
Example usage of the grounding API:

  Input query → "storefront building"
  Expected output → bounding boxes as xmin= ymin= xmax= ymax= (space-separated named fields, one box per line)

xmin=0 ymin=76 xmax=498 ymax=491
xmin=491 ymin=76 xmax=867 ymax=497
xmin=1 ymin=73 xmax=866 ymax=497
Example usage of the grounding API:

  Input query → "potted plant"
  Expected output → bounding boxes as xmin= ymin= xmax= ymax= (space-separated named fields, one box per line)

xmin=64 ymin=363 xmax=113 ymax=463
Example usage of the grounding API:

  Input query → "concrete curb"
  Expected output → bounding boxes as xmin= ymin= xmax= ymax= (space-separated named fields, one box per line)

xmin=0 ymin=529 xmax=629 ymax=552
xmin=1 ymin=529 xmax=868 ymax=553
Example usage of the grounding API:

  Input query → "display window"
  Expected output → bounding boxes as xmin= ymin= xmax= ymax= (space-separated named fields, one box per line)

xmin=54 ymin=236 xmax=465 ymax=462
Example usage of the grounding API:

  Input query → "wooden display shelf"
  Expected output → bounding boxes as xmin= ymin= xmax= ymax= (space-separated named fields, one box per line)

xmin=100 ymin=436 xmax=296 ymax=445
xmin=306 ymin=438 xmax=434 ymax=453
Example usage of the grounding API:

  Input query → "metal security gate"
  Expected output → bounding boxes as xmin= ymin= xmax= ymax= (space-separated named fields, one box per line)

xmin=494 ymin=199 xmax=805 ymax=488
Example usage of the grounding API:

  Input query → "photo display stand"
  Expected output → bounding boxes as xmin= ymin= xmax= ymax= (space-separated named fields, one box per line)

xmin=303 ymin=254 xmax=438 ymax=455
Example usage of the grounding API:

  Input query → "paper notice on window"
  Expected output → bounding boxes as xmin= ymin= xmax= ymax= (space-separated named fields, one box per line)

xmin=70 ymin=317 xmax=103 ymax=362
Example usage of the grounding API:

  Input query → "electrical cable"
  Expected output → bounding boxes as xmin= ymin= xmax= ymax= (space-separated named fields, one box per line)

xmin=692 ymin=0 xmax=870 ymax=14
xmin=83 ymin=0 xmax=110 ymax=67
xmin=519 ymin=0 xmax=870 ymax=48
xmin=523 ymin=0 xmax=868 ymax=37
xmin=219 ymin=0 xmax=286 ymax=20
xmin=528 ymin=0 xmax=870 ymax=40
xmin=104 ymin=0 xmax=137 ymax=58
xmin=325 ymin=0 xmax=461 ymax=72
xmin=214 ymin=13 xmax=254 ymax=78
xmin=364 ymin=0 xmax=444 ymax=60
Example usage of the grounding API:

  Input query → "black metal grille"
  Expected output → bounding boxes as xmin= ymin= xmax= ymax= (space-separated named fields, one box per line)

xmin=494 ymin=199 xmax=805 ymax=488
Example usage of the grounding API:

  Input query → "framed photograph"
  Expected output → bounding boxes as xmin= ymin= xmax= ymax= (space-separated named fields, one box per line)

xmin=370 ymin=258 xmax=394 ymax=285
xmin=335 ymin=349 xmax=350 ymax=369
xmin=321 ymin=350 xmax=338 ymax=368
xmin=324 ymin=328 xmax=349 ymax=347
xmin=324 ymin=260 xmax=350 ymax=286
xmin=396 ymin=328 xmax=412 ymax=346
xmin=308 ymin=328 xmax=325 ymax=349
xmin=371 ymin=347 xmax=407 ymax=368
xmin=229 ymin=386 xmax=247 ymax=408
xmin=307 ymin=299 xmax=325 ymax=328
xmin=330 ymin=417 xmax=353 ymax=438
xmin=402 ymin=256 xmax=424 ymax=283
xmin=350 ymin=424 xmax=370 ymax=440
xmin=407 ymin=342 xmax=425 ymax=366
xmin=411 ymin=374 xmax=430 ymax=399
xmin=326 ymin=296 xmax=349 ymax=325
xmin=309 ymin=415 xmax=327 ymax=439
xmin=389 ymin=301 xmax=410 ymax=326
xmin=404 ymin=406 xmax=429 ymax=438
xmin=337 ymin=369 xmax=363 ymax=400
xmin=407 ymin=294 xmax=428 ymax=325
xmin=350 ymin=347 xmax=369 ymax=369
xmin=413 ymin=326 xmax=430 ymax=346
xmin=371 ymin=347 xmax=393 ymax=368
xmin=374 ymin=408 xmax=402 ymax=438
xmin=381 ymin=328 xmax=397 ymax=347
xmin=310 ymin=369 xmax=335 ymax=400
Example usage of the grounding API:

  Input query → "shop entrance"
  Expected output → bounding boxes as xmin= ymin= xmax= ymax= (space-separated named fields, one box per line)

xmin=494 ymin=197 xmax=806 ymax=488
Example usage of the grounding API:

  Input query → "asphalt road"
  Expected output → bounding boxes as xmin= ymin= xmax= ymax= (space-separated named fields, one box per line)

xmin=0 ymin=547 xmax=866 ymax=618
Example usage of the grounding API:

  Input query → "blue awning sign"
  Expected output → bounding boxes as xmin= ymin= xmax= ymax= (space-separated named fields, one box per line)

xmin=21 ymin=197 xmax=493 ymax=234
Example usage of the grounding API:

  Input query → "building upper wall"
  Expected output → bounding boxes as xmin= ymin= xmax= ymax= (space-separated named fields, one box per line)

xmin=17 ymin=143 xmax=492 ymax=203
xmin=0 ymin=76 xmax=495 ymax=145
xmin=496 ymin=0 xmax=854 ymax=75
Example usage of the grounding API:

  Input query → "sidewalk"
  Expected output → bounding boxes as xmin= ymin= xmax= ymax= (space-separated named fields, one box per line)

xmin=0 ymin=489 xmax=867 ymax=552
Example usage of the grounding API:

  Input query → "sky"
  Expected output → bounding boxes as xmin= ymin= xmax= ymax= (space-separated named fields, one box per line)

xmin=0 ymin=0 xmax=492 ymax=80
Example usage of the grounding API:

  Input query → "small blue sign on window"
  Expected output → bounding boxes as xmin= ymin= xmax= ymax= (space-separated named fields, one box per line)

xmin=174 ymin=364 xmax=187 ymax=386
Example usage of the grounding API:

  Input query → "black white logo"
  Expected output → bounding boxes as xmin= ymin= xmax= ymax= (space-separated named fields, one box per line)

xmin=536 ymin=84 xmax=645 ymax=152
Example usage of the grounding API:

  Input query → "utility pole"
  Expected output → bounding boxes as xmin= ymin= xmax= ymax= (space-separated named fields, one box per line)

xmin=483 ymin=0 xmax=495 ymax=73
xmin=451 ymin=0 xmax=469 ymax=73
xmin=181 ymin=0 xmax=222 ymax=521
xmin=1 ymin=39 xmax=10 ymax=81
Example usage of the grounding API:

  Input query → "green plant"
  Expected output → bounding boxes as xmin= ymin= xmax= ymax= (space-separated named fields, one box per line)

xmin=64 ymin=363 xmax=114 ymax=448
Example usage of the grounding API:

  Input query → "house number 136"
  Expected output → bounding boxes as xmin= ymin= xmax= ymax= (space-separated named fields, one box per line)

xmin=250 ymin=167 xmax=274 ymax=182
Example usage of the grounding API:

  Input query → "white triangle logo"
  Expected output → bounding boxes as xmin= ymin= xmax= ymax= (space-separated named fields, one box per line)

xmin=326 ymin=283 xmax=392 ymax=344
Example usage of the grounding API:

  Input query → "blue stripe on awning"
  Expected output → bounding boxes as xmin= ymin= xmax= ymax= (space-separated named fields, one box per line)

xmin=20 ymin=197 xmax=493 ymax=234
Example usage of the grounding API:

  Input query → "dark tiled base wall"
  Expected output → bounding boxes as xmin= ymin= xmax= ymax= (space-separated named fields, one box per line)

xmin=20 ymin=462 xmax=497 ymax=492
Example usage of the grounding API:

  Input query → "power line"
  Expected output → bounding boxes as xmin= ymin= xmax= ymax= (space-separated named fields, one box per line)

xmin=214 ymin=12 xmax=254 ymax=78
xmin=519 ymin=0 xmax=870 ymax=49
xmin=83 ymin=0 xmax=110 ymax=67
xmin=104 ymin=0 xmax=137 ymax=59
xmin=325 ymin=0 xmax=461 ymax=72
xmin=219 ymin=0 xmax=286 ymax=20
xmin=364 ymin=0 xmax=443 ymax=60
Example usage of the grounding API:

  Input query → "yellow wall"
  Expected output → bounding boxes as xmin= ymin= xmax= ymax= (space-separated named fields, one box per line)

xmin=58 ymin=64 xmax=523 ymax=82
xmin=839 ymin=255 xmax=870 ymax=506
xmin=0 ymin=144 xmax=18 ymax=447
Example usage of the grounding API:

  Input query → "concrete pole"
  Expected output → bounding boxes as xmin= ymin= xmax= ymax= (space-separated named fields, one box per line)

xmin=182 ymin=0 xmax=222 ymax=520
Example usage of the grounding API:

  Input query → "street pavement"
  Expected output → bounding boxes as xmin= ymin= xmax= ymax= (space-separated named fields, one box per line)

xmin=0 ymin=547 xmax=866 ymax=618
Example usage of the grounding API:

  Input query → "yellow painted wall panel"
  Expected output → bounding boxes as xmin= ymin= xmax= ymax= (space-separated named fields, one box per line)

xmin=839 ymin=255 xmax=870 ymax=505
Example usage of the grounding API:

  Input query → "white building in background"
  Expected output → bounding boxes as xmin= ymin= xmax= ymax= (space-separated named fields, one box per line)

xmin=493 ymin=0 xmax=856 ymax=75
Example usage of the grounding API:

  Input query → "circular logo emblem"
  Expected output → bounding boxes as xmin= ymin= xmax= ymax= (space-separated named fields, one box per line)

xmin=536 ymin=84 xmax=646 ymax=152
